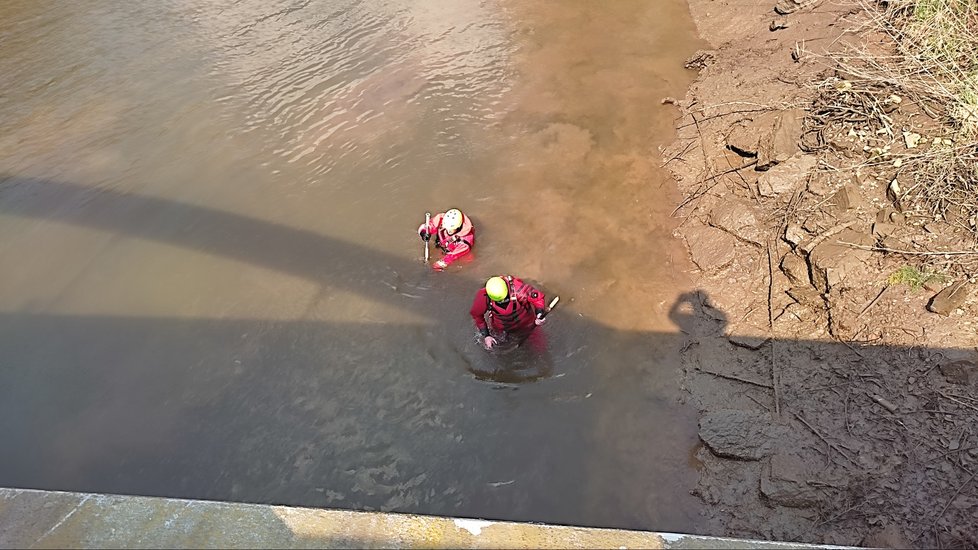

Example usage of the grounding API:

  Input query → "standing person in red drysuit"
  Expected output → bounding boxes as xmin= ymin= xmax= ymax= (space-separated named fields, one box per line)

xmin=418 ymin=208 xmax=475 ymax=271
xmin=470 ymin=275 xmax=548 ymax=350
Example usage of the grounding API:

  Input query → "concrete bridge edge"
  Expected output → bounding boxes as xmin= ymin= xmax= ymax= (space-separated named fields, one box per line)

xmin=0 ymin=487 xmax=856 ymax=549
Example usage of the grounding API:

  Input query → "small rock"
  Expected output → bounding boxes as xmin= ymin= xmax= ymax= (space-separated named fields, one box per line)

xmin=876 ymin=207 xmax=898 ymax=223
xmin=807 ymin=173 xmax=834 ymax=196
xmin=709 ymin=201 xmax=764 ymax=245
xmin=784 ymin=223 xmax=808 ymax=247
xmin=871 ymin=222 xmax=897 ymax=238
xmin=757 ymin=153 xmax=816 ymax=197
xmin=889 ymin=211 xmax=905 ymax=224
xmin=927 ymin=280 xmax=970 ymax=316
xmin=780 ymin=252 xmax=809 ymax=285
xmin=882 ymin=94 xmax=902 ymax=113
xmin=727 ymin=123 xmax=760 ymax=158
xmin=757 ymin=109 xmax=805 ymax=171
xmin=824 ymin=185 xmax=864 ymax=218
xmin=886 ymin=179 xmax=902 ymax=205
xmin=769 ymin=17 xmax=790 ymax=31
xmin=808 ymin=228 xmax=875 ymax=293
xmin=684 ymin=50 xmax=716 ymax=70
xmin=903 ymin=131 xmax=922 ymax=149
xmin=699 ymin=410 xmax=789 ymax=461
xmin=939 ymin=360 xmax=974 ymax=385
xmin=660 ymin=97 xmax=677 ymax=105
xmin=684 ymin=226 xmax=740 ymax=272
xmin=774 ymin=0 xmax=823 ymax=15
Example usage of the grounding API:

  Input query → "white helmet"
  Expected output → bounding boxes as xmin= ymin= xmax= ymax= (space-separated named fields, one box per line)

xmin=441 ymin=208 xmax=464 ymax=233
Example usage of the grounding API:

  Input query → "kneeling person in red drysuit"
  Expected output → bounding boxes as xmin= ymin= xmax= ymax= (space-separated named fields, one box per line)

xmin=470 ymin=275 xmax=547 ymax=350
xmin=418 ymin=208 xmax=475 ymax=270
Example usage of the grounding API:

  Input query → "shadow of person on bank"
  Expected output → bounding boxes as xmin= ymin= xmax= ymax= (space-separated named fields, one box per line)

xmin=668 ymin=290 xmax=728 ymax=338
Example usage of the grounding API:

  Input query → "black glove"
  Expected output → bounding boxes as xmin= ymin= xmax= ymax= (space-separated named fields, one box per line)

xmin=420 ymin=230 xmax=430 ymax=242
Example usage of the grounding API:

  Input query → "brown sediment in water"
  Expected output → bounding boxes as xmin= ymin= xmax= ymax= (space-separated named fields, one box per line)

xmin=0 ymin=0 xmax=710 ymax=536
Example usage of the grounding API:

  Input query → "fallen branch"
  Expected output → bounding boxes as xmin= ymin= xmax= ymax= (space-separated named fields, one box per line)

xmin=837 ymin=241 xmax=978 ymax=256
xmin=695 ymin=367 xmax=773 ymax=390
xmin=661 ymin=139 xmax=697 ymax=167
xmin=671 ymin=159 xmax=759 ymax=216
xmin=935 ymin=390 xmax=978 ymax=413
xmin=677 ymin=107 xmax=777 ymax=129
xmin=793 ymin=412 xmax=860 ymax=467
xmin=931 ymin=471 xmax=977 ymax=531
xmin=856 ymin=284 xmax=889 ymax=320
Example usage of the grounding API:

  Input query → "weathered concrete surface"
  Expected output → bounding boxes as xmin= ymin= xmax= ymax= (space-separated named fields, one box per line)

xmin=0 ymin=488 xmax=852 ymax=549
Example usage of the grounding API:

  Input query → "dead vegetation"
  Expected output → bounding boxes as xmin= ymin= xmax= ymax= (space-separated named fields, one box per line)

xmin=803 ymin=0 xmax=978 ymax=276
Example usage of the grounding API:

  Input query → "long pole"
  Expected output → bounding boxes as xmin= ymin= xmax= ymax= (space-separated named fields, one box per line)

xmin=423 ymin=212 xmax=430 ymax=264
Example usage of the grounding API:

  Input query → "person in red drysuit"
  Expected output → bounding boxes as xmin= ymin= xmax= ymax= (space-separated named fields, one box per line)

xmin=470 ymin=275 xmax=548 ymax=350
xmin=418 ymin=208 xmax=474 ymax=270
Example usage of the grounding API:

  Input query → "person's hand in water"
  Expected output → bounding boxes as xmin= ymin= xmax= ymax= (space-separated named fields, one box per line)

xmin=483 ymin=336 xmax=497 ymax=350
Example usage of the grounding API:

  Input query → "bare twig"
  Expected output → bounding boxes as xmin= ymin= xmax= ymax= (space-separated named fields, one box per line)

xmin=661 ymin=139 xmax=697 ymax=167
xmin=671 ymin=160 xmax=758 ymax=216
xmin=771 ymin=341 xmax=782 ymax=418
xmin=794 ymin=412 xmax=859 ymax=467
xmin=695 ymin=367 xmax=774 ymax=390
xmin=766 ymin=242 xmax=775 ymax=329
xmin=931 ymin=471 xmax=977 ymax=530
xmin=838 ymin=241 xmax=978 ymax=256
xmin=856 ymin=284 xmax=889 ymax=320
xmin=935 ymin=390 xmax=978 ymax=413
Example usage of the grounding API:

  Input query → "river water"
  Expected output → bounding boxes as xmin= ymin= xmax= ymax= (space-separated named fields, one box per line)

xmin=0 ymin=0 xmax=707 ymax=532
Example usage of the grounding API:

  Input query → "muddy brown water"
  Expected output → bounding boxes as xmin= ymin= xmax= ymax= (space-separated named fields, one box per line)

xmin=0 ymin=0 xmax=708 ymax=532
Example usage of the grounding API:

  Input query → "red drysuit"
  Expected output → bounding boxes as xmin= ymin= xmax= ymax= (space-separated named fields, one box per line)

xmin=418 ymin=212 xmax=475 ymax=267
xmin=470 ymin=275 xmax=546 ymax=337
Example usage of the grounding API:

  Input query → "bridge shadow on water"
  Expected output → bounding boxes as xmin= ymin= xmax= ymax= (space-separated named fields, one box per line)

xmin=0 ymin=176 xmax=975 ymax=545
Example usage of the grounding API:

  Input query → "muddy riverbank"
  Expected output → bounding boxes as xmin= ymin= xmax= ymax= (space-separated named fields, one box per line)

xmin=668 ymin=0 xmax=978 ymax=546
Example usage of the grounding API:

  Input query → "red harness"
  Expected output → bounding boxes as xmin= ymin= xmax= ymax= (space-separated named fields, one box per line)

xmin=486 ymin=276 xmax=536 ymax=332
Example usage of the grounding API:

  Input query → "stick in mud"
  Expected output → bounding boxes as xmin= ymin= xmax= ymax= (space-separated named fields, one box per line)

xmin=868 ymin=392 xmax=898 ymax=414
xmin=793 ymin=412 xmax=859 ymax=467
xmin=838 ymin=241 xmax=978 ymax=256
xmin=695 ymin=367 xmax=774 ymax=390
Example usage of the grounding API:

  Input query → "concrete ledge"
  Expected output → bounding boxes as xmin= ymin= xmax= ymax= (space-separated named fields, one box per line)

xmin=0 ymin=487 xmax=849 ymax=549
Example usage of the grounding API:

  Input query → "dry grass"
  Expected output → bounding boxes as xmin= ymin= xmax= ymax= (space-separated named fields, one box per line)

xmin=904 ymin=0 xmax=978 ymax=132
xmin=806 ymin=0 xmax=978 ymax=235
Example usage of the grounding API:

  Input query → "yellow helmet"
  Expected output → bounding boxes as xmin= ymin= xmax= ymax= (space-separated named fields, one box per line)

xmin=485 ymin=276 xmax=508 ymax=302
xmin=441 ymin=208 xmax=464 ymax=233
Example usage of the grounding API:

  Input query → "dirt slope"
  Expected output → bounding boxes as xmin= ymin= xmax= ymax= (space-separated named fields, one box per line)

xmin=666 ymin=0 xmax=978 ymax=546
